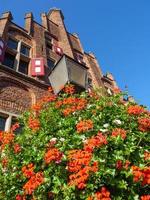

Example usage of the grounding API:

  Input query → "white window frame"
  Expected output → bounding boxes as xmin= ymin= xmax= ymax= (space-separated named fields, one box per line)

xmin=0 ymin=110 xmax=19 ymax=131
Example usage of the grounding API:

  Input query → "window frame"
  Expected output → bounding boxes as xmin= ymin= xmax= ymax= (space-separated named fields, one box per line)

xmin=7 ymin=37 xmax=18 ymax=51
xmin=20 ymin=43 xmax=30 ymax=57
xmin=0 ymin=110 xmax=19 ymax=132
xmin=47 ymin=58 xmax=55 ymax=70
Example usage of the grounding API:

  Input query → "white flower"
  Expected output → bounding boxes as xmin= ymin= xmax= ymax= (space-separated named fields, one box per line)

xmin=103 ymin=123 xmax=109 ymax=128
xmin=100 ymin=128 xmax=108 ymax=133
xmin=50 ymin=137 xmax=57 ymax=142
xmin=113 ymin=119 xmax=122 ymax=125
xmin=60 ymin=138 xmax=65 ymax=142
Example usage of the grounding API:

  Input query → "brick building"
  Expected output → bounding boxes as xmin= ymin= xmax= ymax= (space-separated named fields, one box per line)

xmin=0 ymin=8 xmax=117 ymax=131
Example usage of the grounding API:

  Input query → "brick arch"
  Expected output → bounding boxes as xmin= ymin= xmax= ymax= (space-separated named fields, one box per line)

xmin=0 ymin=77 xmax=35 ymax=114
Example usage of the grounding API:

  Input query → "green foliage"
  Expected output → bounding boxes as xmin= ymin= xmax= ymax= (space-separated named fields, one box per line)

xmin=0 ymin=89 xmax=149 ymax=200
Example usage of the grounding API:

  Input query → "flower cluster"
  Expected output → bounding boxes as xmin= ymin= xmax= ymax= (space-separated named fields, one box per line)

xmin=76 ymin=120 xmax=93 ymax=133
xmin=15 ymin=194 xmax=26 ymax=200
xmin=116 ymin=160 xmax=130 ymax=170
xmin=127 ymin=105 xmax=145 ymax=115
xmin=28 ymin=117 xmax=40 ymax=132
xmin=63 ymin=84 xmax=75 ymax=94
xmin=23 ymin=172 xmax=44 ymax=195
xmin=140 ymin=195 xmax=150 ymax=200
xmin=144 ymin=151 xmax=150 ymax=160
xmin=1 ymin=87 xmax=149 ymax=199
xmin=55 ymin=97 xmax=87 ymax=116
xmin=131 ymin=166 xmax=150 ymax=185
xmin=44 ymin=147 xmax=63 ymax=164
xmin=83 ymin=132 xmax=107 ymax=152
xmin=67 ymin=150 xmax=98 ymax=189
xmin=87 ymin=187 xmax=111 ymax=200
xmin=11 ymin=122 xmax=20 ymax=131
xmin=13 ymin=143 xmax=21 ymax=154
xmin=22 ymin=163 xmax=35 ymax=178
xmin=138 ymin=117 xmax=150 ymax=132
xmin=111 ymin=128 xmax=127 ymax=139
xmin=0 ymin=131 xmax=15 ymax=150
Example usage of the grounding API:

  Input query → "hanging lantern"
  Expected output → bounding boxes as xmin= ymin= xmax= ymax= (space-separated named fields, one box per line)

xmin=49 ymin=55 xmax=88 ymax=94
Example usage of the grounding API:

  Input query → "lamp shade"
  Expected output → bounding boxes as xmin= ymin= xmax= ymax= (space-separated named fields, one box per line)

xmin=49 ymin=55 xmax=88 ymax=94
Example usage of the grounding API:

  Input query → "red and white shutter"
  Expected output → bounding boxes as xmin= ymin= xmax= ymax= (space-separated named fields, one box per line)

xmin=54 ymin=46 xmax=63 ymax=56
xmin=31 ymin=58 xmax=45 ymax=76
xmin=0 ymin=38 xmax=6 ymax=62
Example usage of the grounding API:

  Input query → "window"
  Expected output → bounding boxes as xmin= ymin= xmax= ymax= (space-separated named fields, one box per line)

xmin=88 ymin=78 xmax=92 ymax=87
xmin=46 ymin=43 xmax=53 ymax=50
xmin=47 ymin=59 xmax=55 ymax=70
xmin=7 ymin=38 xmax=18 ymax=50
xmin=20 ymin=44 xmax=30 ymax=57
xmin=3 ymin=52 xmax=15 ymax=69
xmin=18 ymin=60 xmax=29 ymax=75
xmin=0 ymin=115 xmax=6 ymax=131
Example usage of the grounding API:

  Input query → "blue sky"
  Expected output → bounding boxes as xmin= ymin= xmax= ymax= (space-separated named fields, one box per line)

xmin=0 ymin=0 xmax=150 ymax=108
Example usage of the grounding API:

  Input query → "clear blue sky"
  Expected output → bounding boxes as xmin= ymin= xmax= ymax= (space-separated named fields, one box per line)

xmin=0 ymin=0 xmax=150 ymax=108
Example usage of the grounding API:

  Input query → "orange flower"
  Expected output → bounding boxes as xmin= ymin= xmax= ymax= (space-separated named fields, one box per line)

xmin=88 ymin=187 xmax=111 ymax=200
xmin=124 ymin=160 xmax=131 ymax=169
xmin=62 ymin=98 xmax=87 ymax=116
xmin=31 ymin=103 xmax=42 ymax=112
xmin=116 ymin=160 xmax=123 ymax=170
xmin=131 ymin=165 xmax=150 ymax=185
xmin=63 ymin=84 xmax=75 ymax=94
xmin=141 ymin=195 xmax=150 ymax=200
xmin=138 ymin=118 xmax=150 ymax=132
xmin=44 ymin=148 xmax=63 ymax=164
xmin=127 ymin=105 xmax=145 ymax=115
xmin=14 ymin=143 xmax=21 ymax=154
xmin=144 ymin=151 xmax=150 ymax=160
xmin=22 ymin=163 xmax=35 ymax=178
xmin=67 ymin=150 xmax=92 ymax=173
xmin=11 ymin=122 xmax=20 ymax=131
xmin=1 ymin=157 xmax=8 ymax=168
xmin=41 ymin=94 xmax=56 ymax=103
xmin=23 ymin=172 xmax=44 ymax=195
xmin=28 ymin=117 xmax=40 ymax=132
xmin=55 ymin=100 xmax=63 ymax=108
xmin=84 ymin=132 xmax=107 ymax=152
xmin=67 ymin=149 xmax=98 ymax=189
xmin=0 ymin=131 xmax=15 ymax=149
xmin=16 ymin=194 xmax=26 ymax=200
xmin=76 ymin=120 xmax=93 ymax=133
xmin=131 ymin=166 xmax=143 ymax=182
xmin=142 ymin=167 xmax=150 ymax=186
xmin=48 ymin=86 xmax=53 ymax=93
xmin=111 ymin=128 xmax=127 ymax=139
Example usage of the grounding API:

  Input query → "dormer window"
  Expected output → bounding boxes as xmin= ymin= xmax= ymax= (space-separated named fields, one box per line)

xmin=7 ymin=38 xmax=18 ymax=50
xmin=20 ymin=44 xmax=30 ymax=57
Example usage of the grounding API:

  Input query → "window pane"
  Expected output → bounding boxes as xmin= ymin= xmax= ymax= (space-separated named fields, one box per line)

xmin=18 ymin=60 xmax=28 ymax=74
xmin=46 ymin=43 xmax=52 ymax=50
xmin=3 ymin=53 xmax=15 ymax=69
xmin=7 ymin=38 xmax=18 ymax=50
xmin=0 ymin=116 xmax=6 ymax=131
xmin=20 ymin=45 xmax=30 ymax=57
xmin=47 ymin=59 xmax=55 ymax=70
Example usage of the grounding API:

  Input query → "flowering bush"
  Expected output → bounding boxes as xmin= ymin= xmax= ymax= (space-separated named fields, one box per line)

xmin=0 ymin=85 xmax=149 ymax=200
